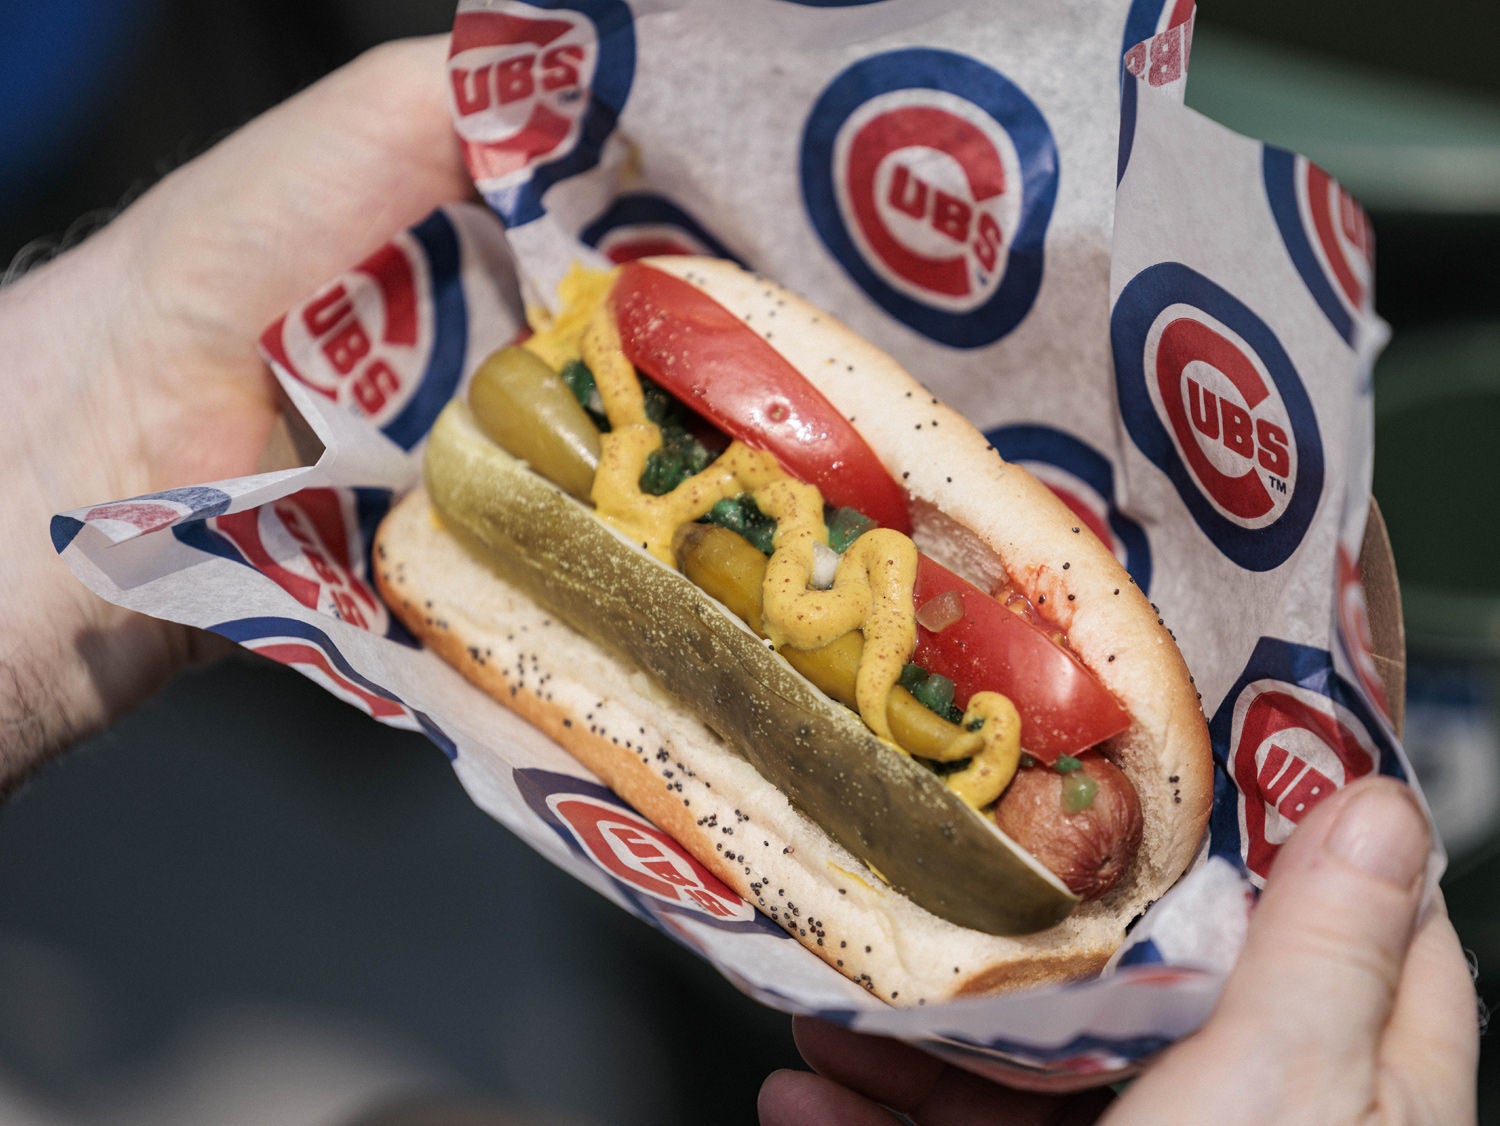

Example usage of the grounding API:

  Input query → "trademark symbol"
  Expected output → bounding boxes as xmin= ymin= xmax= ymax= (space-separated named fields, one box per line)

xmin=1265 ymin=474 xmax=1288 ymax=494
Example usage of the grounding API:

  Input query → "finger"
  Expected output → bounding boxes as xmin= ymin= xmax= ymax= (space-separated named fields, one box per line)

xmin=1379 ymin=898 xmax=1481 ymax=1120
xmin=1210 ymin=776 xmax=1430 ymax=1071
xmin=906 ymin=1072 xmax=1113 ymax=1126
xmin=791 ymin=1017 xmax=1114 ymax=1125
xmin=759 ymin=1069 xmax=901 ymax=1126
xmin=792 ymin=1017 xmax=944 ymax=1110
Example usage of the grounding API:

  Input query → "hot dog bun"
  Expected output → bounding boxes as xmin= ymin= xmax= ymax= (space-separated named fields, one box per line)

xmin=373 ymin=257 xmax=1212 ymax=1002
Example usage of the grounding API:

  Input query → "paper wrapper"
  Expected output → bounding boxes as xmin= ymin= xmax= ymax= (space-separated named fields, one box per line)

xmin=53 ymin=0 xmax=1436 ymax=1088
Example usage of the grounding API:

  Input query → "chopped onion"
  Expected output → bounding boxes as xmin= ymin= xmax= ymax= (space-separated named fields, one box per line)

xmin=811 ymin=541 xmax=840 ymax=589
xmin=916 ymin=589 xmax=965 ymax=632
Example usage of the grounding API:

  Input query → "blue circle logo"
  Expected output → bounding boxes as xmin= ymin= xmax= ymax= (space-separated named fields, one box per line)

xmin=514 ymin=770 xmax=780 ymax=936
xmin=1113 ymin=262 xmax=1324 ymax=571
xmin=579 ymin=192 xmax=743 ymax=264
xmin=1262 ymin=147 xmax=1376 ymax=348
xmin=449 ymin=0 xmax=635 ymax=228
xmin=800 ymin=49 xmax=1057 ymax=348
xmin=1207 ymin=637 xmax=1404 ymax=883
xmin=986 ymin=424 xmax=1153 ymax=593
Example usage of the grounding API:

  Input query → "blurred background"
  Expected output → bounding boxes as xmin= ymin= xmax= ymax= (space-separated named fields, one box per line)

xmin=3 ymin=1 xmax=1499 ymax=1122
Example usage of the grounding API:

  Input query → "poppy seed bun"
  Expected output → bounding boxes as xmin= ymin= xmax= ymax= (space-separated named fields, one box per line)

xmin=373 ymin=257 xmax=1212 ymax=1001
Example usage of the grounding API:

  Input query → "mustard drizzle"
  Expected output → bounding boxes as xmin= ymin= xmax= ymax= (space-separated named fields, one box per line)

xmin=525 ymin=264 xmax=1023 ymax=810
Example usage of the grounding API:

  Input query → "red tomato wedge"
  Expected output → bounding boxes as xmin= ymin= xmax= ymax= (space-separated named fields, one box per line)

xmin=611 ymin=262 xmax=912 ymax=534
xmin=912 ymin=556 xmax=1131 ymax=762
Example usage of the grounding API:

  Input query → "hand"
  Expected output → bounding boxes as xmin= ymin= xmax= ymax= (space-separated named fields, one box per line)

xmin=0 ymin=37 xmax=472 ymax=793
xmin=759 ymin=776 xmax=1480 ymax=1124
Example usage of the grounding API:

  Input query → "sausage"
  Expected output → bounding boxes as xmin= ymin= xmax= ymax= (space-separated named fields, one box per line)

xmin=993 ymin=755 xmax=1144 ymax=901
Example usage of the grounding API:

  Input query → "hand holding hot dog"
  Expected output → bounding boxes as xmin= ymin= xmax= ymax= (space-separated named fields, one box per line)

xmin=759 ymin=777 xmax=1480 ymax=1124
xmin=0 ymin=37 xmax=471 ymax=793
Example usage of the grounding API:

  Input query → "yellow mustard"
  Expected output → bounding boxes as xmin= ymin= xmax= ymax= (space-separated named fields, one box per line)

xmin=944 ymin=694 xmax=1022 ymax=809
xmin=528 ymin=263 xmax=1024 ymax=810
xmin=523 ymin=265 xmax=620 ymax=373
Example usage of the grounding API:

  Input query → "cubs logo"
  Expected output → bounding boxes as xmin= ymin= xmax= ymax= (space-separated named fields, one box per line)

xmin=260 ymin=209 xmax=469 ymax=451
xmin=1122 ymin=9 xmax=1193 ymax=89
xmin=1120 ymin=0 xmax=1195 ymax=79
xmin=176 ymin=487 xmax=413 ymax=644
xmin=447 ymin=0 xmax=635 ymax=229
xmin=985 ymin=424 xmax=1153 ymax=592
xmin=1209 ymin=637 xmax=1403 ymax=883
xmin=579 ymin=192 xmax=742 ymax=264
xmin=52 ymin=485 xmax=234 ymax=553
xmin=1263 ymin=147 xmax=1375 ymax=348
xmin=1113 ymin=262 xmax=1324 ymax=571
xmin=800 ymin=49 xmax=1057 ymax=347
xmin=1336 ymin=543 xmax=1392 ymax=720
xmin=515 ymin=770 xmax=776 ymax=933
xmin=1122 ymin=0 xmax=1197 ymax=48
xmin=212 ymin=615 xmax=456 ymax=758
xmin=1117 ymin=0 xmax=1195 ymax=185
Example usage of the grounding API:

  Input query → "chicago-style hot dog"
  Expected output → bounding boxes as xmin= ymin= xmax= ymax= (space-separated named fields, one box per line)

xmin=374 ymin=257 xmax=1212 ymax=1001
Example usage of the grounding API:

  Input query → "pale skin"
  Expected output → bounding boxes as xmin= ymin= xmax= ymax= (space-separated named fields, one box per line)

xmin=760 ymin=777 xmax=1480 ymax=1124
xmin=0 ymin=38 xmax=1480 ymax=1122
xmin=0 ymin=37 xmax=472 ymax=788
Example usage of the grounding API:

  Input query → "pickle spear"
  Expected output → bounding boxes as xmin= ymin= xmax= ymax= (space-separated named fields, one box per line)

xmin=674 ymin=522 xmax=971 ymax=762
xmin=425 ymin=402 xmax=1078 ymax=936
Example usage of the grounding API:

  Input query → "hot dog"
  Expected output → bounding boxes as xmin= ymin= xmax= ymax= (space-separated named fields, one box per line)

xmin=373 ymin=257 xmax=1212 ymax=1002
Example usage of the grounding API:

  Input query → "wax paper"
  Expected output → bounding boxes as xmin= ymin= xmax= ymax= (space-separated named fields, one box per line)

xmin=54 ymin=0 xmax=1428 ymax=1087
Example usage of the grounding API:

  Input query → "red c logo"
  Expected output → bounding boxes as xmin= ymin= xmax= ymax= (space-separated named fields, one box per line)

xmin=1304 ymin=162 xmax=1373 ymax=315
xmin=264 ymin=235 xmax=427 ymax=426
xmin=844 ymin=104 xmax=1008 ymax=302
xmin=211 ymin=490 xmax=386 ymax=633
xmin=1153 ymin=314 xmax=1295 ymax=527
xmin=1232 ymin=685 xmax=1378 ymax=878
xmin=551 ymin=797 xmax=751 ymax=921
xmin=448 ymin=10 xmax=593 ymax=187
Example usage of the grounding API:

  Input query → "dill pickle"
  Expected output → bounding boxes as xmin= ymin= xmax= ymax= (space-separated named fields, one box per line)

xmin=673 ymin=523 xmax=967 ymax=761
xmin=467 ymin=346 xmax=601 ymax=501
xmin=425 ymin=402 xmax=1077 ymax=936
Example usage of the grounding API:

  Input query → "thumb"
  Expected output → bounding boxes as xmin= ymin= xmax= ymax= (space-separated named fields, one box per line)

xmin=1210 ymin=775 xmax=1433 ymax=1067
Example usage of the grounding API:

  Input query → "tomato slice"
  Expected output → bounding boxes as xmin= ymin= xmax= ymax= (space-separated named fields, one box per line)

xmin=611 ymin=262 xmax=1122 ymax=757
xmin=912 ymin=556 xmax=1131 ymax=762
xmin=611 ymin=261 xmax=911 ymax=534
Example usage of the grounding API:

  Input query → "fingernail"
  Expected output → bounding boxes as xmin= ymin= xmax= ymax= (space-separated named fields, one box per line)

xmin=1326 ymin=781 xmax=1430 ymax=890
